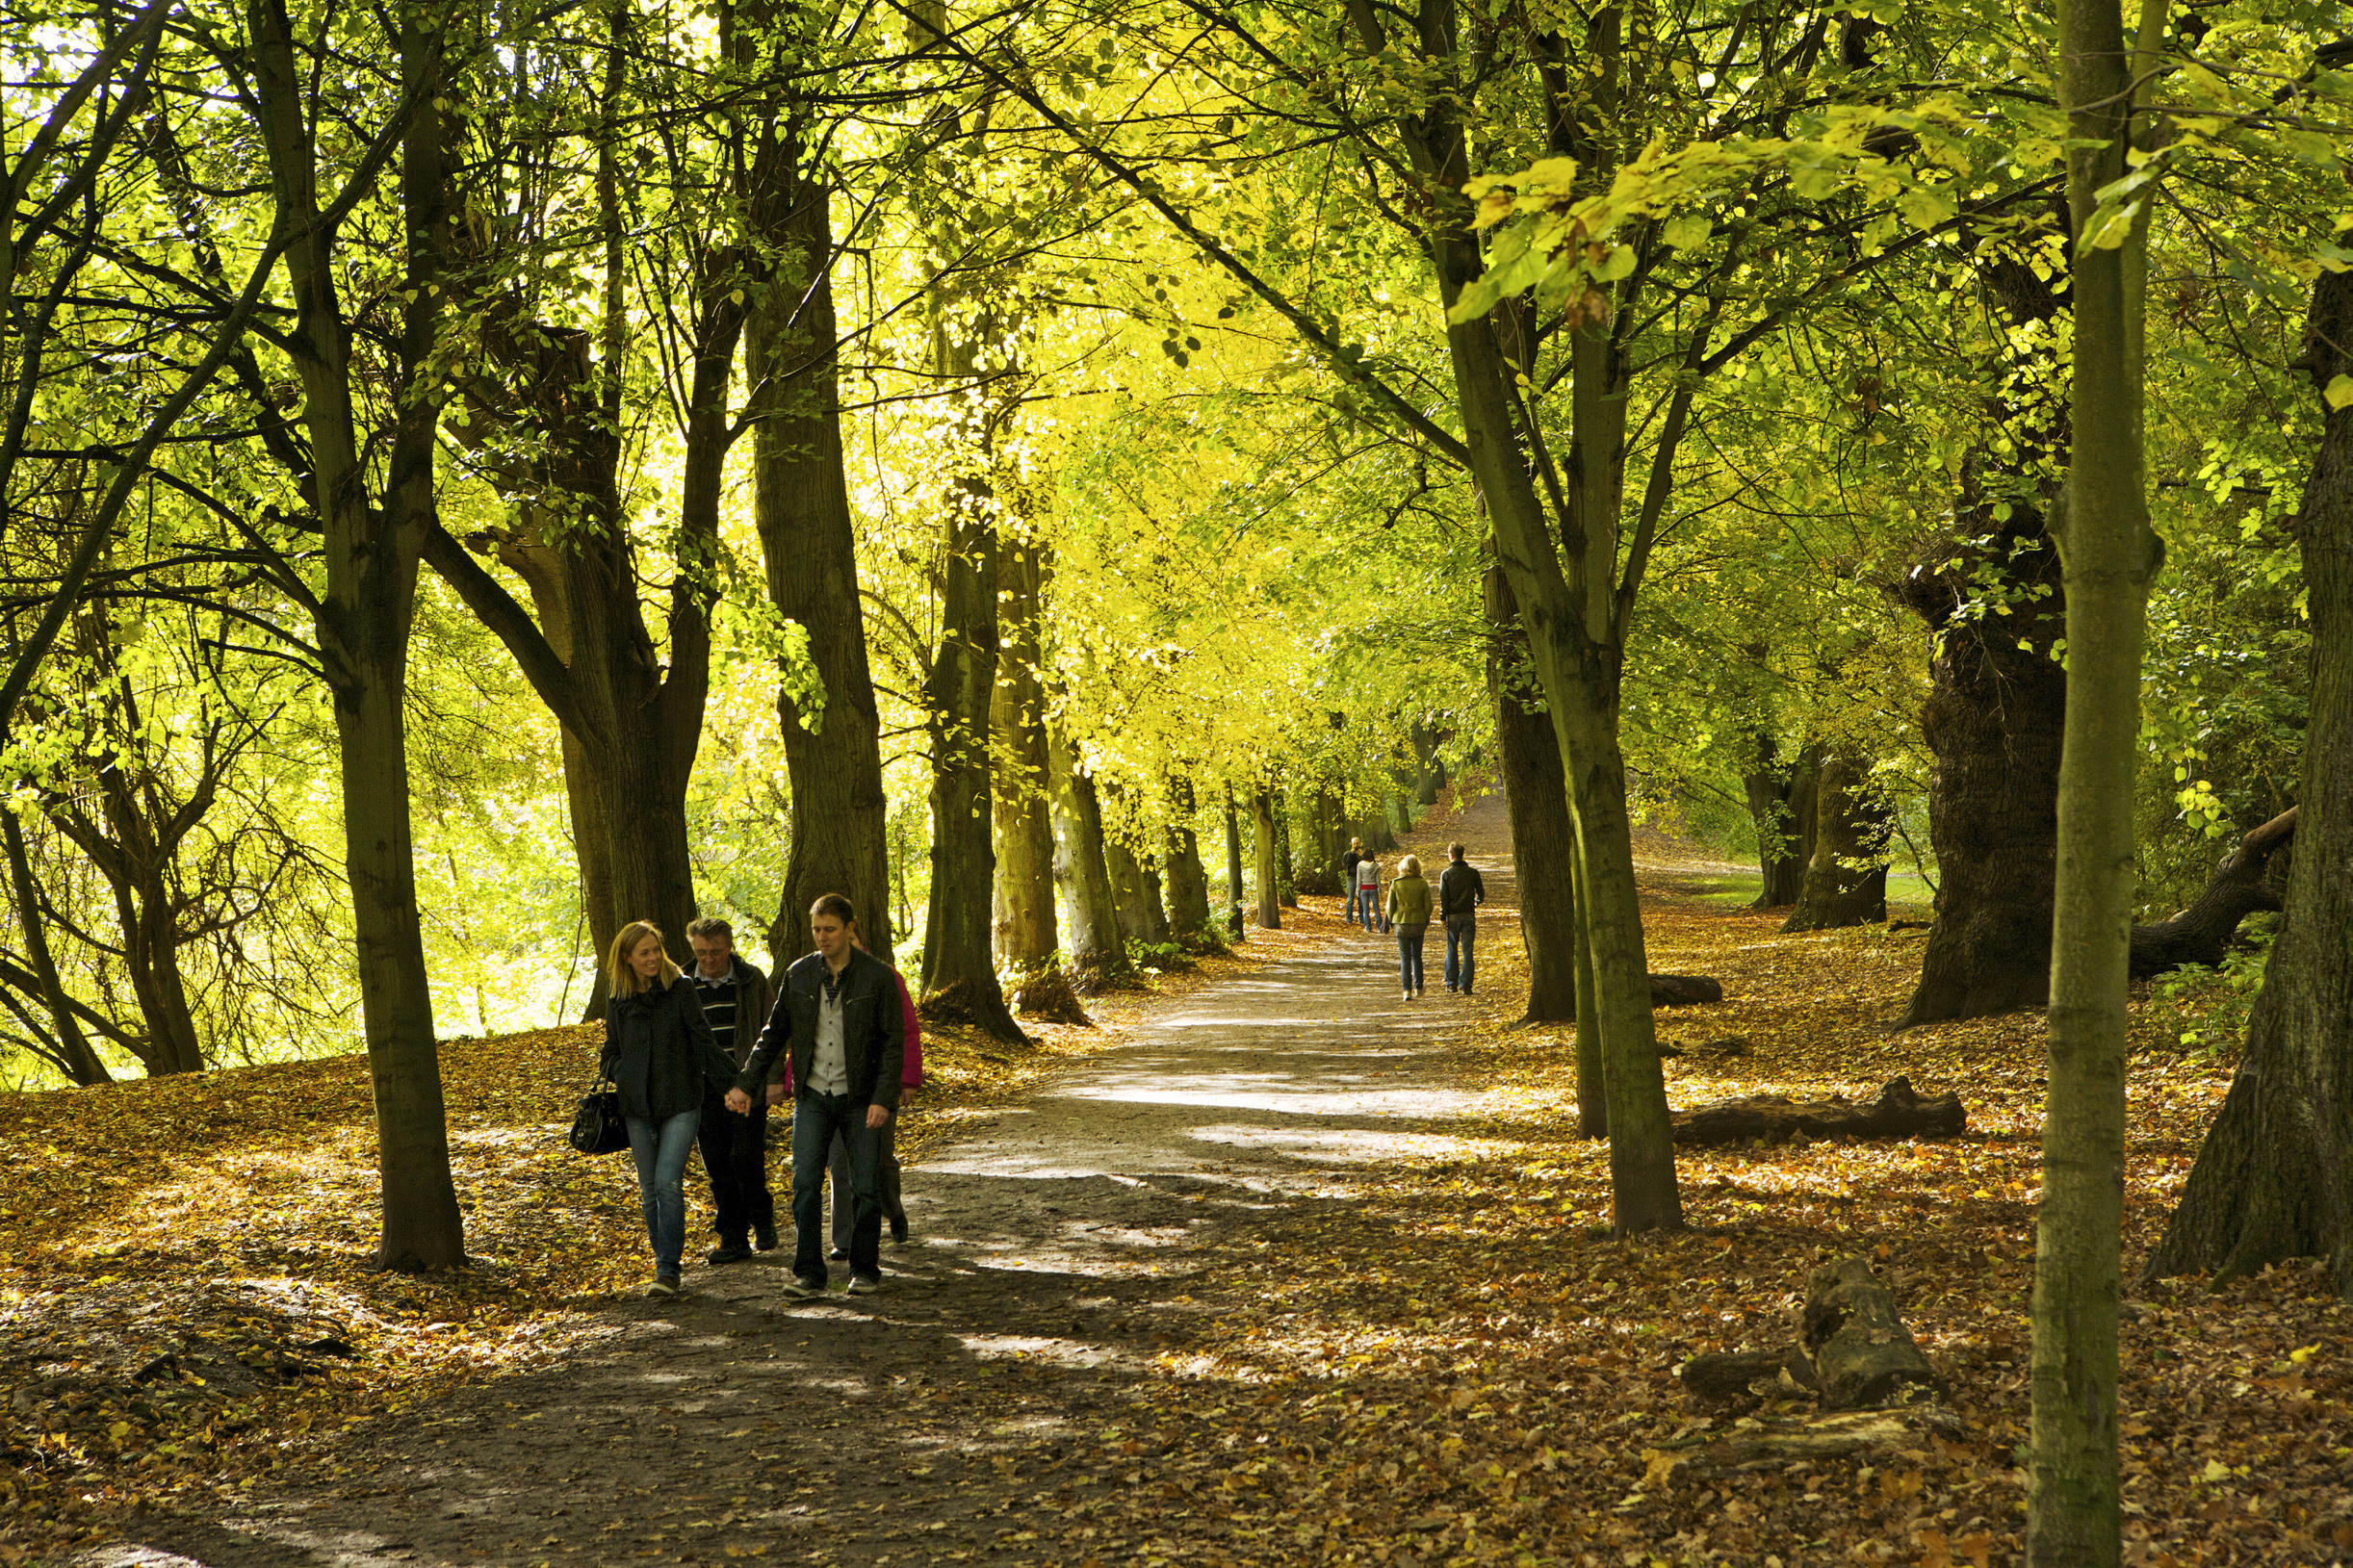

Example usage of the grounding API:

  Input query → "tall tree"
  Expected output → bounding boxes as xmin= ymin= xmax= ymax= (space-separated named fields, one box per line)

xmin=2030 ymin=0 xmax=2169 ymax=1557
xmin=2145 ymin=266 xmax=2353 ymax=1294
xmin=248 ymin=0 xmax=466 ymax=1269
xmin=1483 ymin=565 xmax=1577 ymax=1024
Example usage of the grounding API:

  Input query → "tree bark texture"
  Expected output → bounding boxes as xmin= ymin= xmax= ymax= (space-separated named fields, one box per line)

xmin=2146 ymin=266 xmax=2353 ymax=1296
xmin=1274 ymin=796 xmax=1298 ymax=908
xmin=1485 ymin=564 xmax=1579 ymax=1024
xmin=2032 ymin=6 xmax=2165 ymax=1556
xmin=1894 ymin=230 xmax=2071 ymax=1024
xmin=1253 ymin=789 xmax=1281 ymax=930
xmin=748 ymin=175 xmax=895 ymax=969
xmin=920 ymin=453 xmax=1019 ymax=1040
xmin=1781 ymin=750 xmax=1892 ymax=932
xmin=1050 ymin=735 xmax=1133 ymax=987
xmin=253 ymin=0 xmax=463 ymax=1270
xmin=1163 ymin=778 xmax=1213 ymax=943
xmin=1224 ymin=788 xmax=1246 ymax=939
xmin=1742 ymin=735 xmax=1819 ymax=911
xmin=991 ymin=535 xmax=1058 ymax=977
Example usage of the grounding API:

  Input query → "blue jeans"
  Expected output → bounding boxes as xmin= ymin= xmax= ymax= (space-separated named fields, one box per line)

xmin=793 ymin=1092 xmax=882 ymax=1283
xmin=1444 ymin=915 xmax=1477 ymax=992
xmin=625 ymin=1109 xmax=701 ymax=1275
xmin=1356 ymin=886 xmax=1379 ymax=929
xmin=1344 ymin=883 xmax=1361 ymax=924
xmin=1396 ymin=922 xmax=1428 ymax=992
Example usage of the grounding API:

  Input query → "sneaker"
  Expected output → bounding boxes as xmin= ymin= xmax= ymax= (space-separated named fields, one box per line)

xmin=1403 ymin=990 xmax=1413 ymax=1002
xmin=846 ymin=1273 xmax=883 ymax=1296
xmin=754 ymin=1221 xmax=780 ymax=1252
xmin=783 ymin=1274 xmax=826 ymax=1299
xmin=1445 ymin=985 xmax=1458 ymax=994
xmin=828 ymin=1247 xmax=848 ymax=1262
xmin=889 ymin=1215 xmax=909 ymax=1245
xmin=708 ymin=1240 xmax=752 ymax=1266
xmin=645 ymin=1274 xmax=680 ymax=1298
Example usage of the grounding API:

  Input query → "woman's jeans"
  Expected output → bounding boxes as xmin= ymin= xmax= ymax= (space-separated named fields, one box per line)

xmin=625 ymin=1109 xmax=701 ymax=1275
xmin=1396 ymin=921 xmax=1429 ymax=992
xmin=1356 ymin=885 xmax=1380 ymax=929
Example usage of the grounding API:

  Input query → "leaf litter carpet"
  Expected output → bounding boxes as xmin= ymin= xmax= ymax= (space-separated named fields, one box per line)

xmin=18 ymin=787 xmax=2353 ymax=1568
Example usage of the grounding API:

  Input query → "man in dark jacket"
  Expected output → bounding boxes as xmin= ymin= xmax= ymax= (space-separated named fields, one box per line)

xmin=1341 ymin=836 xmax=1365 ymax=925
xmin=686 ymin=917 xmax=779 ymax=1264
xmin=727 ymin=893 xmax=905 ymax=1298
xmin=1437 ymin=842 xmax=1486 ymax=996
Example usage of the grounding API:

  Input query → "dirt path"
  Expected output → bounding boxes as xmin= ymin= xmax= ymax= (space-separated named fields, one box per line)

xmin=96 ymin=799 xmax=1517 ymax=1568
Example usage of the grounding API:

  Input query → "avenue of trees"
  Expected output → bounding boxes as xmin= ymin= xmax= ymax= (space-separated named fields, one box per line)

xmin=4 ymin=1 xmax=2349 ymax=1559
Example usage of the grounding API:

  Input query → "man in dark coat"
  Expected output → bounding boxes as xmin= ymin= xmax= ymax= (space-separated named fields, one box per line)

xmin=1438 ymin=841 xmax=1487 ymax=996
xmin=727 ymin=893 xmax=905 ymax=1298
xmin=686 ymin=916 xmax=779 ymax=1264
xmin=1342 ymin=836 xmax=1365 ymax=925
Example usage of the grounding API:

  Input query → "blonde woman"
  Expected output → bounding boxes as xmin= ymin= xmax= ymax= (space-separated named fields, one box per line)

xmin=599 ymin=921 xmax=739 ymax=1296
xmin=1386 ymin=854 xmax=1434 ymax=1000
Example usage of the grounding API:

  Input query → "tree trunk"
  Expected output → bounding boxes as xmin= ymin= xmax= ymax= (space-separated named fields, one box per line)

xmin=1781 ymin=750 xmax=1892 ymax=932
xmin=749 ymin=177 xmax=896 ymax=968
xmin=1050 ymin=733 xmax=1132 ymax=984
xmin=1105 ymin=837 xmax=1171 ymax=946
xmin=1163 ymin=778 xmax=1212 ymax=943
xmin=253 ymin=0 xmax=463 ymax=1270
xmin=1274 ymin=796 xmax=1298 ymax=908
xmin=919 ymin=448 xmax=1019 ymax=1040
xmin=2031 ymin=5 xmax=2164 ymax=1556
xmin=1253 ymin=789 xmax=1281 ymax=930
xmin=1410 ymin=720 xmax=1444 ymax=806
xmin=1223 ymin=787 xmax=1246 ymax=940
xmin=1 ymin=813 xmax=110 ymax=1085
xmin=991 ymin=534 xmax=1059 ymax=987
xmin=1743 ymin=735 xmax=1819 ymax=911
xmin=1485 ymin=564 xmax=1579 ymax=1024
xmin=2146 ymin=265 xmax=2353 ymax=1296
xmin=1894 ymin=229 xmax=2071 ymax=1023
xmin=1572 ymin=847 xmax=1606 ymax=1139
xmin=2127 ymin=809 xmax=2294 ymax=977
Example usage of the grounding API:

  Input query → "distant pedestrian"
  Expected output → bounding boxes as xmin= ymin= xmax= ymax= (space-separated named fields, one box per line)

xmin=727 ymin=894 xmax=906 ymax=1298
xmin=1341 ymin=836 xmax=1365 ymax=924
xmin=1437 ymin=842 xmax=1487 ymax=997
xmin=1353 ymin=851 xmax=1382 ymax=933
xmin=685 ymin=917 xmax=778 ymax=1265
xmin=601 ymin=921 xmax=741 ymax=1298
xmin=828 ymin=964 xmax=921 ymax=1259
xmin=1388 ymin=855 xmax=1433 ymax=1000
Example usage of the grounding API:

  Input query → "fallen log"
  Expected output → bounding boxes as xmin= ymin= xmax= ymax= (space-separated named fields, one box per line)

xmin=1650 ymin=973 xmax=1723 ymax=1007
xmin=1802 ymin=1256 xmax=1943 ymax=1410
xmin=1671 ymin=1075 xmax=1964 ymax=1146
xmin=1677 ymin=1346 xmax=1818 ymax=1404
xmin=2129 ymin=806 xmax=2297 ymax=978
xmin=1642 ymin=1405 xmax=1962 ymax=1482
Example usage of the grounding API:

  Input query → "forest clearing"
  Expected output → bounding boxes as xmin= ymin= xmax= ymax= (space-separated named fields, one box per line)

xmin=3 ymin=1 xmax=2352 ymax=1565
xmin=7 ymin=789 xmax=2349 ymax=1568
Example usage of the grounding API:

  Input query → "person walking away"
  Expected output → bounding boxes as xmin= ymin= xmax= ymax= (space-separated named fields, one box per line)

xmin=1353 ymin=851 xmax=1382 ymax=933
xmin=829 ymin=964 xmax=921 ymax=1258
xmin=727 ymin=894 xmax=906 ymax=1298
xmin=602 ymin=921 xmax=741 ymax=1297
xmin=686 ymin=917 xmax=778 ymax=1264
xmin=1437 ymin=841 xmax=1487 ymax=996
xmin=1342 ymin=836 xmax=1365 ymax=925
xmin=1388 ymin=855 xmax=1433 ymax=1000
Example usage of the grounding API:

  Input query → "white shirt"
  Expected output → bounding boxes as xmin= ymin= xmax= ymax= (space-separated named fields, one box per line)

xmin=809 ymin=966 xmax=849 ymax=1094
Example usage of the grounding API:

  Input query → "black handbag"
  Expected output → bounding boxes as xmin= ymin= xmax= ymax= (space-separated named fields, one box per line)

xmin=568 ymin=1075 xmax=629 ymax=1155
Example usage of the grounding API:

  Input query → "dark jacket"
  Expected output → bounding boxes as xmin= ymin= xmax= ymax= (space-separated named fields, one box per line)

xmin=1438 ymin=861 xmax=1487 ymax=919
xmin=735 ymin=948 xmax=907 ymax=1112
xmin=691 ymin=959 xmax=779 ymax=1080
xmin=1342 ymin=848 xmax=1361 ymax=881
xmin=600 ymin=975 xmax=739 ymax=1121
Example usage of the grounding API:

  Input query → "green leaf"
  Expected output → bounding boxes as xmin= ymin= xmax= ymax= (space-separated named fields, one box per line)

xmin=2324 ymin=375 xmax=2353 ymax=411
